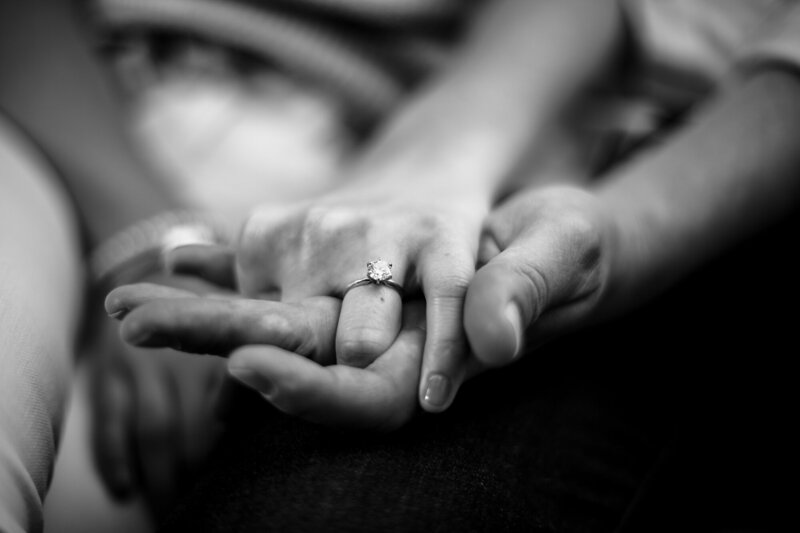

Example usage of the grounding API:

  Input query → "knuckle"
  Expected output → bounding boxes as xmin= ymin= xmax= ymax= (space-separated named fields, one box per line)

xmin=515 ymin=261 xmax=551 ymax=322
xmin=302 ymin=206 xmax=366 ymax=243
xmin=429 ymin=324 xmax=470 ymax=357
xmin=257 ymin=313 xmax=297 ymax=345
xmin=559 ymin=209 xmax=600 ymax=246
xmin=553 ymin=209 xmax=604 ymax=280
xmin=417 ymin=211 xmax=442 ymax=231
xmin=239 ymin=208 xmax=284 ymax=254
xmin=513 ymin=206 xmax=604 ymax=310
xmin=429 ymin=270 xmax=473 ymax=300
xmin=267 ymin=385 xmax=307 ymax=418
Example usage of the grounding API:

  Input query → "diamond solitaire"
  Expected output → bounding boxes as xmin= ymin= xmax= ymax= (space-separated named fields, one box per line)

xmin=343 ymin=259 xmax=404 ymax=298
xmin=367 ymin=259 xmax=393 ymax=282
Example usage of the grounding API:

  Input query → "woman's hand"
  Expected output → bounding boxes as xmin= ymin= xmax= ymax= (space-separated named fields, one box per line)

xmin=202 ymin=0 xmax=624 ymax=416
xmin=106 ymin=281 xmax=433 ymax=431
xmin=464 ymin=185 xmax=619 ymax=367
xmin=233 ymin=172 xmax=489 ymax=413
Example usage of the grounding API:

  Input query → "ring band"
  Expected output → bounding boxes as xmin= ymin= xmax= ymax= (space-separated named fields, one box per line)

xmin=343 ymin=259 xmax=404 ymax=298
xmin=344 ymin=278 xmax=405 ymax=296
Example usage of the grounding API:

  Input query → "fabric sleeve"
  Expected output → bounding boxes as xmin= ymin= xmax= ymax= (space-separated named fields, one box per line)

xmin=0 ymin=112 xmax=83 ymax=533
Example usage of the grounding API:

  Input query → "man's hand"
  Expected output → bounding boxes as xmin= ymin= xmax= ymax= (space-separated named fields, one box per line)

xmin=106 ymin=282 xmax=429 ymax=431
xmin=465 ymin=185 xmax=616 ymax=367
xmin=87 ymin=276 xmax=229 ymax=518
xmin=232 ymin=176 xmax=487 ymax=414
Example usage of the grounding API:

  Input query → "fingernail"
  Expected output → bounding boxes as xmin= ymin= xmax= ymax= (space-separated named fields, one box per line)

xmin=108 ymin=308 xmax=129 ymax=320
xmin=105 ymin=293 xmax=129 ymax=319
xmin=504 ymin=303 xmax=524 ymax=359
xmin=423 ymin=374 xmax=452 ymax=409
xmin=229 ymin=366 xmax=276 ymax=398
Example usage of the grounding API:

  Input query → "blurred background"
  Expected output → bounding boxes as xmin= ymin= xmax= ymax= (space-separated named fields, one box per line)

xmin=40 ymin=1 xmax=463 ymax=531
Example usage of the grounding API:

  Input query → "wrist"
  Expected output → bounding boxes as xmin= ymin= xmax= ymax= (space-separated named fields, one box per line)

xmin=595 ymin=162 xmax=706 ymax=318
xmin=89 ymin=209 xmax=233 ymax=293
xmin=349 ymin=81 xmax=550 ymax=201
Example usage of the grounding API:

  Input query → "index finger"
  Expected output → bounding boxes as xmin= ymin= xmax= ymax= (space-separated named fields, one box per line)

xmin=119 ymin=296 xmax=341 ymax=364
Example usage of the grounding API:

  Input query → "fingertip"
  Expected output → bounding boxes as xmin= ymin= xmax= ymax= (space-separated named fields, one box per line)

xmin=228 ymin=346 xmax=328 ymax=417
xmin=420 ymin=372 xmax=456 ymax=413
xmin=336 ymin=333 xmax=393 ymax=369
xmin=464 ymin=266 xmax=520 ymax=368
xmin=227 ymin=363 xmax=276 ymax=398
xmin=119 ymin=310 xmax=164 ymax=347
xmin=227 ymin=345 xmax=265 ymax=369
xmin=118 ymin=316 xmax=146 ymax=346
xmin=103 ymin=283 xmax=197 ymax=320
xmin=228 ymin=346 xmax=288 ymax=397
xmin=104 ymin=291 xmax=129 ymax=320
xmin=104 ymin=285 xmax=137 ymax=318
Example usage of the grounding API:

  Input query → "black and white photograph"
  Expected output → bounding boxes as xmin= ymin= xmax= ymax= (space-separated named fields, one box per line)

xmin=1 ymin=1 xmax=796 ymax=531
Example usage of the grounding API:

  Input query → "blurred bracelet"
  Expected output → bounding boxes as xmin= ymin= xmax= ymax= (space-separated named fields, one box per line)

xmin=89 ymin=209 xmax=230 ymax=289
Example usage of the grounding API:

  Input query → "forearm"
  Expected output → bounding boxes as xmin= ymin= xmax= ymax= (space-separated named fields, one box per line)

xmin=0 ymin=0 xmax=179 ymax=244
xmin=598 ymin=68 xmax=800 ymax=313
xmin=351 ymin=0 xmax=624 ymax=199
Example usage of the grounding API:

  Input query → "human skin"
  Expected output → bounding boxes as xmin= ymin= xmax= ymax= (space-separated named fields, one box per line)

xmin=0 ymin=0 xmax=622 ymax=508
xmin=105 ymin=280 xmax=426 ymax=431
xmin=229 ymin=0 xmax=623 ymax=414
xmin=108 ymin=67 xmax=800 ymax=429
xmin=470 ymin=67 xmax=800 ymax=366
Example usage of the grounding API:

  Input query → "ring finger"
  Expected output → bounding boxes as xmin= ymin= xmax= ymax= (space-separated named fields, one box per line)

xmin=336 ymin=257 xmax=408 ymax=368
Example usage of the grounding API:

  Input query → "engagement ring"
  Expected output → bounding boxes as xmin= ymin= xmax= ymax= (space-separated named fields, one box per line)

xmin=343 ymin=259 xmax=404 ymax=298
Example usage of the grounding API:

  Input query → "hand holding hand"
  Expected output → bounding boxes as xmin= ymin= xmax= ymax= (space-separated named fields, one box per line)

xmin=106 ymin=279 xmax=429 ymax=431
xmin=232 ymin=170 xmax=489 ymax=412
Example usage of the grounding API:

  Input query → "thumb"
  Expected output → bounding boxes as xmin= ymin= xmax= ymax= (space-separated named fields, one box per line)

xmin=464 ymin=197 xmax=603 ymax=367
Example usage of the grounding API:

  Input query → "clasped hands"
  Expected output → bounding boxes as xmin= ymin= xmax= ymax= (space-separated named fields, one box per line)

xmin=105 ymin=180 xmax=615 ymax=432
